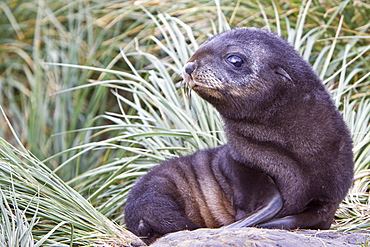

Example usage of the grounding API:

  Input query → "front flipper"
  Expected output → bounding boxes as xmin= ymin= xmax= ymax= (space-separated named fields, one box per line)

xmin=257 ymin=202 xmax=338 ymax=230
xmin=222 ymin=185 xmax=283 ymax=229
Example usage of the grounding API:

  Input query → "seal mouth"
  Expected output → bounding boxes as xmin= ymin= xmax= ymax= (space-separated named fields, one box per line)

xmin=188 ymin=79 xmax=215 ymax=90
xmin=182 ymin=74 xmax=224 ymax=102
xmin=182 ymin=71 xmax=214 ymax=90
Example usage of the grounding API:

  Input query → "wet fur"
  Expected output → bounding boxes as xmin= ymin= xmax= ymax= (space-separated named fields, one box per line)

xmin=124 ymin=28 xmax=354 ymax=244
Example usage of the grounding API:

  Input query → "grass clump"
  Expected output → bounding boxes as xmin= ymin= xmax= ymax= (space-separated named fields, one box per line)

xmin=0 ymin=135 xmax=143 ymax=246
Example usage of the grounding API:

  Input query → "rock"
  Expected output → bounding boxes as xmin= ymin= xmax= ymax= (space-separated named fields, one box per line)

xmin=150 ymin=228 xmax=370 ymax=247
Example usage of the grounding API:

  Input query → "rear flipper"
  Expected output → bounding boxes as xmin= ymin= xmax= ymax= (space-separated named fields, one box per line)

xmin=125 ymin=179 xmax=199 ymax=245
xmin=130 ymin=212 xmax=199 ymax=245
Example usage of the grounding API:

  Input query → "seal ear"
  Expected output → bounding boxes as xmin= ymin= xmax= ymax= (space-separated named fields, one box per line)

xmin=274 ymin=66 xmax=292 ymax=82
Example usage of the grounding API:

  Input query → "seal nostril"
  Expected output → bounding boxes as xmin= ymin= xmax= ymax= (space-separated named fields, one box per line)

xmin=184 ymin=62 xmax=196 ymax=75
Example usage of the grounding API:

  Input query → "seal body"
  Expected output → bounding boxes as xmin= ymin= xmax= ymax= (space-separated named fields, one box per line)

xmin=125 ymin=145 xmax=282 ymax=244
xmin=124 ymin=28 xmax=354 ymax=245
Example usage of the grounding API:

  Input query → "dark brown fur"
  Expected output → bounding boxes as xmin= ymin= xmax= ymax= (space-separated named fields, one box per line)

xmin=124 ymin=28 xmax=354 ymax=245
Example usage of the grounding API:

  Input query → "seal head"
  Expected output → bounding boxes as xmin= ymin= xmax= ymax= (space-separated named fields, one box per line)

xmin=182 ymin=27 xmax=313 ymax=120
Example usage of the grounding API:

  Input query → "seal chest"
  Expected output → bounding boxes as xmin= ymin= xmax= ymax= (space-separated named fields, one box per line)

xmin=124 ymin=27 xmax=354 ymax=245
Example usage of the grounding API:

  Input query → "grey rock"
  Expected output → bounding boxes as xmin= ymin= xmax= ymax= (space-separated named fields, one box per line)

xmin=150 ymin=228 xmax=370 ymax=247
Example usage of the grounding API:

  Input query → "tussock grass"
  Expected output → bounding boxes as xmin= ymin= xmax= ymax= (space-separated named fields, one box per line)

xmin=0 ymin=0 xmax=369 ymax=244
xmin=0 ymin=135 xmax=143 ymax=246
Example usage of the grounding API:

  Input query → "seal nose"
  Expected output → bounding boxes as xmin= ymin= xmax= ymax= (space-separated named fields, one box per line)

xmin=184 ymin=61 xmax=197 ymax=75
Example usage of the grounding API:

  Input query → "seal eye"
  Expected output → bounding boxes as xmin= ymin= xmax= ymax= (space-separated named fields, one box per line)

xmin=226 ymin=55 xmax=244 ymax=67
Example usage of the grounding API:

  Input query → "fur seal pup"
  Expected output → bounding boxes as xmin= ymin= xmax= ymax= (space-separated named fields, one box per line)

xmin=124 ymin=27 xmax=354 ymax=245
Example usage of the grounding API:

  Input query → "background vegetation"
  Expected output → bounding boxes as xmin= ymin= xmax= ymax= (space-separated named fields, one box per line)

xmin=0 ymin=0 xmax=369 ymax=245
